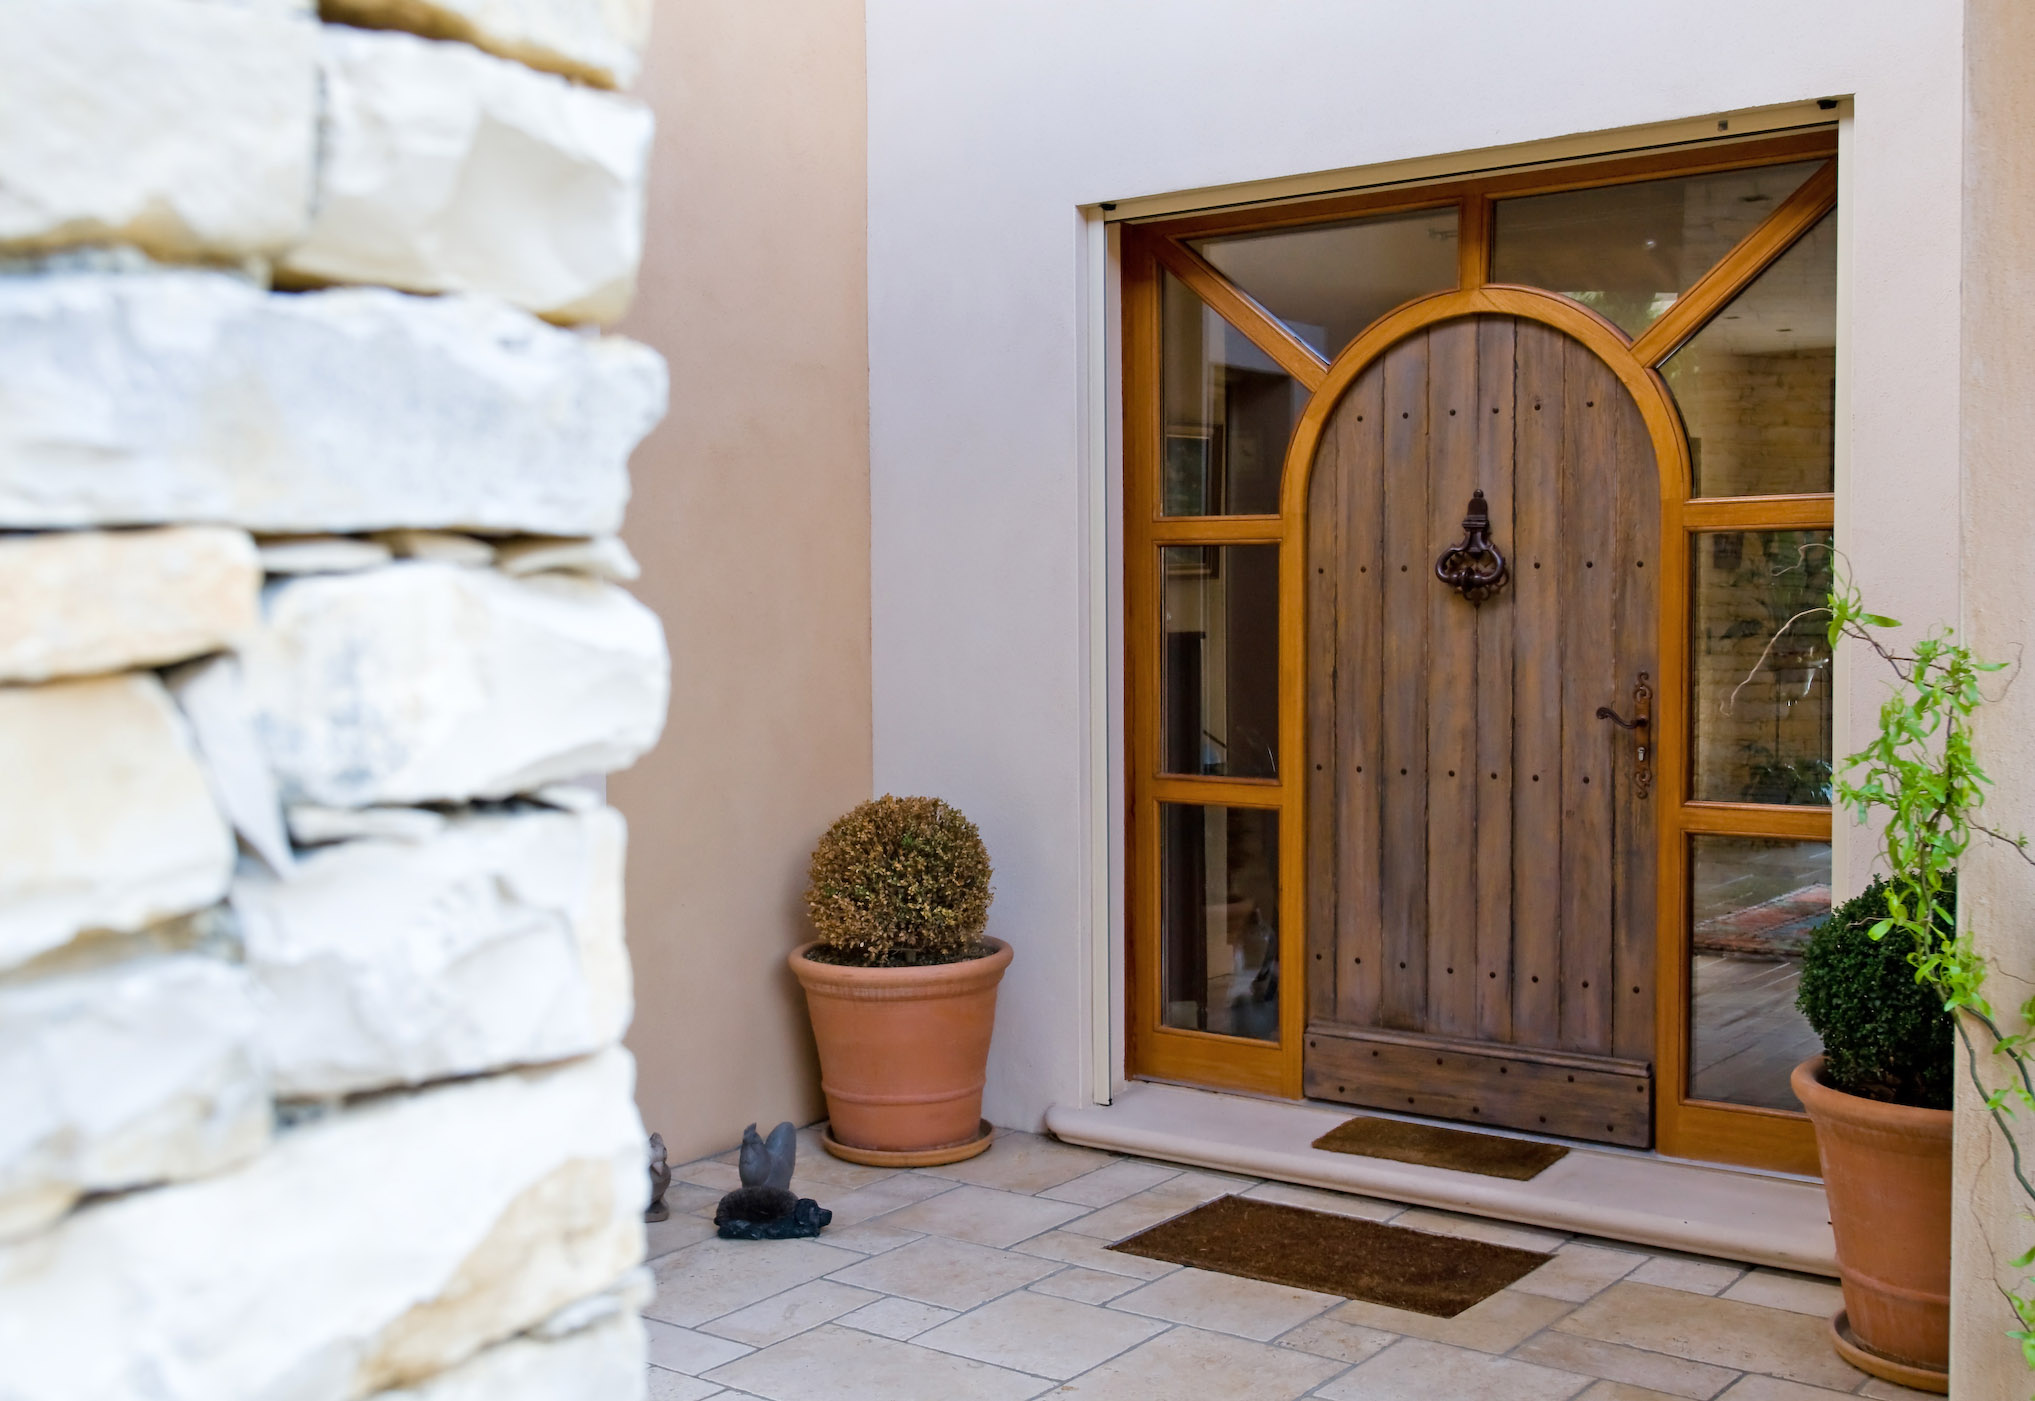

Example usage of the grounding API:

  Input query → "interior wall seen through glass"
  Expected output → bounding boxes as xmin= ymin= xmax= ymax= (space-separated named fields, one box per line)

xmin=1161 ymin=544 xmax=1279 ymax=780
xmin=1664 ymin=213 xmax=1837 ymax=497
xmin=1491 ymin=161 xmax=1822 ymax=338
xmin=1691 ymin=530 xmax=1834 ymax=806
xmin=1191 ymin=206 xmax=1460 ymax=361
xmin=1160 ymin=803 xmax=1280 ymax=1042
xmin=1688 ymin=834 xmax=1830 ymax=1110
xmin=1160 ymin=270 xmax=1305 ymax=515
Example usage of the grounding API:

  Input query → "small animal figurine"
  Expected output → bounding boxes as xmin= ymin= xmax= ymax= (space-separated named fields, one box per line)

xmin=715 ymin=1121 xmax=831 ymax=1240
xmin=738 ymin=1121 xmax=797 ymax=1191
xmin=644 ymin=1132 xmax=671 ymax=1223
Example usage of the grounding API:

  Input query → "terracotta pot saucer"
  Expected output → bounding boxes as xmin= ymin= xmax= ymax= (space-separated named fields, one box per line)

xmin=821 ymin=1119 xmax=995 ymax=1167
xmin=1829 ymin=1309 xmax=1947 ymax=1394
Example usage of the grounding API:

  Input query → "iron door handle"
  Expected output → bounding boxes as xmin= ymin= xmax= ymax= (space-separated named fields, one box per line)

xmin=1596 ymin=673 xmax=1653 ymax=799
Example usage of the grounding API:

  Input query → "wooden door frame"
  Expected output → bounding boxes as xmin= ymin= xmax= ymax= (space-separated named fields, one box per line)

xmin=1124 ymin=131 xmax=1838 ymax=1175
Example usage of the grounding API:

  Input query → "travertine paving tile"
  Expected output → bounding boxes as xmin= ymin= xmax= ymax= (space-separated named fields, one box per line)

xmin=828 ymin=1234 xmax=1059 ymax=1310
xmin=1028 ymin=1265 xmax=1141 ymax=1304
xmin=1717 ymin=1269 xmax=1843 ymax=1318
xmin=1626 ymin=1254 xmax=1747 ymax=1296
xmin=1037 ymin=1159 xmax=1181 ymax=1207
xmin=1555 ymin=1282 xmax=1864 ymax=1389
xmin=1274 ymin=1314 xmax=1397 ymax=1365
xmin=1330 ymin=1287 xmax=1574 ymax=1353
xmin=1008 ymin=1228 xmax=1182 ymax=1280
xmin=647 ymin=1237 xmax=864 ymax=1328
xmin=1576 ymin=1383 xmax=1697 ymax=1401
xmin=1320 ymin=1337 xmax=1590 ymax=1401
xmin=916 ymin=1131 xmax=1117 ymax=1193
xmin=1059 ymin=1172 xmax=1250 ymax=1239
xmin=646 ymin=1366 xmax=726 ymax=1401
xmin=811 ymin=1174 xmax=957 ymax=1228
xmin=645 ymin=1210 xmax=721 ymax=1262
xmin=1713 ymin=1377 xmax=1862 ymax=1400
xmin=836 ymin=1296 xmax=958 ymax=1340
xmin=1515 ymin=1243 xmax=1649 ymax=1302
xmin=665 ymin=1181 xmax=728 ymax=1219
xmin=1239 ymin=1180 xmax=1405 ymax=1221
xmin=1391 ymin=1206 xmax=1570 ymax=1253
xmin=819 ymin=1221 xmax=923 ymax=1255
xmin=644 ymin=1318 xmax=754 ymax=1374
xmin=1048 ymin=1325 xmax=1344 ymax=1399
xmin=678 ymin=1160 xmax=745 ymax=1193
xmin=881 ymin=1182 xmax=1090 ymax=1247
xmin=1109 ymin=1264 xmax=1339 ymax=1341
xmin=701 ymin=1280 xmax=883 ymax=1347
xmin=790 ymin=1127 xmax=904 ymax=1188
xmin=1509 ymin=1329 xmax=1740 ymax=1399
xmin=1854 ymin=1380 xmax=1941 ymax=1400
xmin=703 ymin=1324 xmax=1051 ymax=1401
xmin=917 ymin=1289 xmax=1168 ymax=1379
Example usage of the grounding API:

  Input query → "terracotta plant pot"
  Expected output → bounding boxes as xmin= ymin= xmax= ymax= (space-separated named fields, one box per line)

xmin=1792 ymin=1056 xmax=1951 ymax=1385
xmin=790 ymin=939 xmax=1011 ymax=1160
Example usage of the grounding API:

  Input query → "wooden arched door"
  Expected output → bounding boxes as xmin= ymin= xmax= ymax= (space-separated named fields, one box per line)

xmin=1302 ymin=314 xmax=1661 ymax=1147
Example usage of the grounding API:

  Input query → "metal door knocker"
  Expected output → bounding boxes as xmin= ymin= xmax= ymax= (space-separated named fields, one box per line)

xmin=1435 ymin=489 xmax=1509 ymax=603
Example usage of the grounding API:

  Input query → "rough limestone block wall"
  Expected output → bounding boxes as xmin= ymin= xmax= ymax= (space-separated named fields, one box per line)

xmin=0 ymin=0 xmax=665 ymax=1395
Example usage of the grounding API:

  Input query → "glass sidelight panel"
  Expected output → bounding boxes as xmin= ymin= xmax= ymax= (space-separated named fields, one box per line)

xmin=1664 ymin=213 xmax=1837 ymax=497
xmin=1160 ymin=803 xmax=1280 ymax=1041
xmin=1493 ymin=161 xmax=1823 ymax=338
xmin=1689 ymin=835 xmax=1831 ymax=1110
xmin=1691 ymin=531 xmax=1834 ymax=806
xmin=1161 ymin=544 xmax=1279 ymax=778
xmin=1161 ymin=270 xmax=1307 ymax=515
xmin=1191 ymin=207 xmax=1460 ymax=360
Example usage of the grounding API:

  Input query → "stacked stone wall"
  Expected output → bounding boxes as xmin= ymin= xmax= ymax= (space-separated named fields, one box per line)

xmin=0 ymin=1 xmax=667 ymax=1396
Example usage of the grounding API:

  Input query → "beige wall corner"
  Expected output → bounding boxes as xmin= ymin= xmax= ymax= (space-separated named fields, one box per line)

xmin=612 ymin=0 xmax=871 ymax=1163
xmin=1955 ymin=0 xmax=2035 ymax=1390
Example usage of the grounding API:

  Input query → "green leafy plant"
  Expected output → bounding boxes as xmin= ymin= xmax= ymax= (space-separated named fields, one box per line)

xmin=1797 ymin=875 xmax=1954 ymax=1109
xmin=804 ymin=795 xmax=994 ymax=967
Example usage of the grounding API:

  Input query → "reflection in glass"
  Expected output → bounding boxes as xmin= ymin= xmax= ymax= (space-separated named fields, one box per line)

xmin=1664 ymin=213 xmax=1837 ymax=497
xmin=1161 ymin=271 xmax=1305 ymax=515
xmin=1689 ymin=835 xmax=1830 ymax=1110
xmin=1692 ymin=531 xmax=1833 ymax=806
xmin=1191 ymin=207 xmax=1460 ymax=360
xmin=1492 ymin=161 xmax=1823 ymax=338
xmin=1161 ymin=545 xmax=1279 ymax=779
xmin=1161 ymin=804 xmax=1280 ymax=1041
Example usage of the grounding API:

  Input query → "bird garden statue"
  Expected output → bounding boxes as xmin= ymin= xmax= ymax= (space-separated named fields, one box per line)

xmin=714 ymin=1121 xmax=832 ymax=1240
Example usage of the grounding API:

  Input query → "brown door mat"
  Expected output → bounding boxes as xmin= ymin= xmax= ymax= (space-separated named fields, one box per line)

xmin=1311 ymin=1115 xmax=1569 ymax=1180
xmin=1109 ymin=1194 xmax=1548 ymax=1318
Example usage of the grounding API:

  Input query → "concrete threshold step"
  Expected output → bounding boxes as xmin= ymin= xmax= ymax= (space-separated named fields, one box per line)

xmin=1045 ymin=1080 xmax=1835 ymax=1276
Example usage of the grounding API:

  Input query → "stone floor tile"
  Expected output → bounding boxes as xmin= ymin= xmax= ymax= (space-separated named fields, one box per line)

xmin=1576 ymin=1383 xmax=1698 ymax=1401
xmin=789 ymin=1127 xmax=906 ymax=1189
xmin=915 ymin=1131 xmax=1118 ymax=1193
xmin=1318 ymin=1337 xmax=1591 ymax=1401
xmin=678 ymin=1160 xmax=745 ymax=1193
xmin=1509 ymin=1329 xmax=1740 ymax=1399
xmin=667 ymin=1181 xmax=730 ymax=1218
xmin=646 ymin=1210 xmax=722 ymax=1262
xmin=703 ymin=1324 xmax=1051 ymax=1401
xmin=1854 ymin=1380 xmax=1942 ymax=1400
xmin=917 ymin=1289 xmax=1169 ymax=1379
xmin=1028 ymin=1265 xmax=1142 ymax=1304
xmin=1272 ymin=1314 xmax=1396 ymax=1365
xmin=1330 ymin=1287 xmax=1574 ymax=1353
xmin=818 ymin=1220 xmax=924 ymax=1255
xmin=647 ymin=1237 xmax=865 ymax=1328
xmin=1037 ymin=1159 xmax=1182 ymax=1207
xmin=700 ymin=1279 xmax=884 ymax=1347
xmin=809 ymin=1174 xmax=957 ymax=1229
xmin=836 ymin=1296 xmax=959 ymax=1340
xmin=1390 ymin=1206 xmax=1570 ymax=1253
xmin=1515 ymin=1243 xmax=1649 ymax=1303
xmin=1108 ymin=1264 xmax=1339 ymax=1341
xmin=827 ymin=1234 xmax=1059 ymax=1310
xmin=645 ymin=1365 xmax=728 ymax=1400
xmin=1048 ymin=1325 xmax=1344 ymax=1400
xmin=644 ymin=1318 xmax=755 ymax=1375
xmin=1716 ymin=1269 xmax=1844 ymax=1318
xmin=1057 ymin=1172 xmax=1248 ymax=1239
xmin=1007 ymin=1228 xmax=1183 ymax=1280
xmin=881 ymin=1183 xmax=1090 ymax=1247
xmin=1554 ymin=1282 xmax=1865 ymax=1390
xmin=1238 ymin=1180 xmax=1406 ymax=1221
xmin=1713 ymin=1378 xmax=1862 ymax=1400
xmin=1625 ymin=1254 xmax=1747 ymax=1296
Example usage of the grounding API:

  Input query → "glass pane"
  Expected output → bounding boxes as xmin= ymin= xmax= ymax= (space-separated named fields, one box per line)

xmin=1663 ymin=213 xmax=1837 ymax=496
xmin=1692 ymin=531 xmax=1833 ymax=806
xmin=1161 ymin=270 xmax=1306 ymax=515
xmin=1191 ymin=207 xmax=1459 ymax=360
xmin=1689 ymin=834 xmax=1830 ymax=1110
xmin=1161 ymin=804 xmax=1280 ymax=1041
xmin=1161 ymin=545 xmax=1279 ymax=779
xmin=1492 ymin=161 xmax=1824 ymax=338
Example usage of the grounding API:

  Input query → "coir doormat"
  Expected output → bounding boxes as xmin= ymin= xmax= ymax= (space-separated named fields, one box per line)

xmin=1311 ymin=1116 xmax=1569 ymax=1181
xmin=1108 ymin=1195 xmax=1549 ymax=1317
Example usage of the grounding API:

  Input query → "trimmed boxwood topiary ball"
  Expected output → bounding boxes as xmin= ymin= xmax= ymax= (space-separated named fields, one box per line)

xmin=804 ymin=795 xmax=993 ymax=968
xmin=1796 ymin=875 xmax=1954 ymax=1110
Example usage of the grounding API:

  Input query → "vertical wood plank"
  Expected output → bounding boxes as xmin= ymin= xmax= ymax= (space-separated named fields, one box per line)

xmin=1559 ymin=341 xmax=1618 ymax=1055
xmin=1306 ymin=401 xmax=1343 ymax=1025
xmin=1510 ymin=321 xmax=1565 ymax=1046
xmin=1611 ymin=385 xmax=1661 ymax=1065
xmin=1425 ymin=319 xmax=1479 ymax=1037
xmin=1378 ymin=332 xmax=1431 ymax=1030
xmin=1473 ymin=316 xmax=1517 ymax=1044
xmin=1334 ymin=366 xmax=1388 ymax=1025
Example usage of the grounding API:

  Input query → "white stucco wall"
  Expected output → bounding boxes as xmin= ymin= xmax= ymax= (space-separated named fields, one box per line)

xmin=866 ymin=0 xmax=1965 ymax=1130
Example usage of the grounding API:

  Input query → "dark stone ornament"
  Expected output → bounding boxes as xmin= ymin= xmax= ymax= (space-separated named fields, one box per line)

xmin=1434 ymin=488 xmax=1510 ymax=603
xmin=715 ymin=1121 xmax=830 ymax=1239
xmin=645 ymin=1131 xmax=671 ymax=1223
